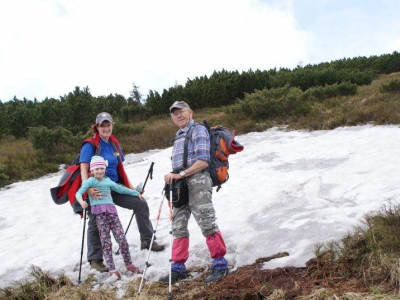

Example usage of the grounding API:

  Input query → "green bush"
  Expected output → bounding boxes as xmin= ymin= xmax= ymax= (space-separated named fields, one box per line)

xmin=0 ymin=164 xmax=10 ymax=187
xmin=380 ymin=79 xmax=400 ymax=94
xmin=230 ymin=85 xmax=310 ymax=120
xmin=29 ymin=126 xmax=87 ymax=162
xmin=305 ymin=81 xmax=357 ymax=101
xmin=112 ymin=121 xmax=146 ymax=136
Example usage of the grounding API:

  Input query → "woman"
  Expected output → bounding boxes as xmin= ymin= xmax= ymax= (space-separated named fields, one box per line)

xmin=80 ymin=112 xmax=164 ymax=273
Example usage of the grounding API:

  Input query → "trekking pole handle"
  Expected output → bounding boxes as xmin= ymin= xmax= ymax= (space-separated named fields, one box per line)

xmin=142 ymin=162 xmax=154 ymax=191
xmin=163 ymin=181 xmax=168 ymax=192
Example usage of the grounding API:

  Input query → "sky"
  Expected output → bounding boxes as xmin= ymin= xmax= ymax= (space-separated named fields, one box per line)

xmin=0 ymin=0 xmax=399 ymax=102
xmin=2 ymin=123 xmax=400 ymax=295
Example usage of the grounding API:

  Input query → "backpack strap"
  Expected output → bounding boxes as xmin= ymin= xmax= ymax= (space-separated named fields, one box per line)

xmin=109 ymin=135 xmax=130 ymax=187
xmin=82 ymin=137 xmax=101 ymax=155
xmin=183 ymin=123 xmax=201 ymax=169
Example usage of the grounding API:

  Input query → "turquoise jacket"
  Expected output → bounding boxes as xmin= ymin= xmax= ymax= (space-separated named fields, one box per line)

xmin=76 ymin=176 xmax=139 ymax=207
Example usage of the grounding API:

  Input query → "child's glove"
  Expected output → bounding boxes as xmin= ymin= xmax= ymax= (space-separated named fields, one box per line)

xmin=135 ymin=182 xmax=143 ymax=194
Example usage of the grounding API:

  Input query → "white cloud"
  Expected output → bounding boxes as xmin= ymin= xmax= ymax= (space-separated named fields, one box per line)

xmin=0 ymin=0 xmax=308 ymax=100
xmin=0 ymin=0 xmax=398 ymax=101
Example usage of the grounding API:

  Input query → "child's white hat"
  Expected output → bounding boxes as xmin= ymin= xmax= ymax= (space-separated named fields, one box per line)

xmin=90 ymin=156 xmax=108 ymax=171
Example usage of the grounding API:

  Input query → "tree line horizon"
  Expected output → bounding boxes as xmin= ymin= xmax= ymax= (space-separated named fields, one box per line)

xmin=1 ymin=51 xmax=399 ymax=139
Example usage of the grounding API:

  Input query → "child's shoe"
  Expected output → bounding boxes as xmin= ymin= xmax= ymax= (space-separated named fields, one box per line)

xmin=127 ymin=264 xmax=141 ymax=274
xmin=109 ymin=270 xmax=121 ymax=280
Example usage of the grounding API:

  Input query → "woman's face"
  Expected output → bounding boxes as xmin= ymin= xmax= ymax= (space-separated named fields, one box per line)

xmin=97 ymin=121 xmax=113 ymax=140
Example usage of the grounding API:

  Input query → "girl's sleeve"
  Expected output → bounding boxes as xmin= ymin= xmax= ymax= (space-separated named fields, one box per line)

xmin=76 ymin=178 xmax=92 ymax=200
xmin=109 ymin=179 xmax=139 ymax=196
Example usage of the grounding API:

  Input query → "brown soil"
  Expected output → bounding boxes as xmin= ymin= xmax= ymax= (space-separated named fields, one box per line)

xmin=143 ymin=252 xmax=396 ymax=299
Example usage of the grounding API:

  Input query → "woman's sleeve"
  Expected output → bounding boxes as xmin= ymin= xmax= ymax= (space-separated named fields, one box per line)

xmin=79 ymin=142 xmax=95 ymax=164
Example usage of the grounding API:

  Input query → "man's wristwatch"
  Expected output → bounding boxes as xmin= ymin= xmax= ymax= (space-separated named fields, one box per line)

xmin=179 ymin=170 xmax=186 ymax=178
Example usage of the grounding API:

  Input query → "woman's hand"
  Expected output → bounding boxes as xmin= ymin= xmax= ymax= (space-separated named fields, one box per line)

xmin=88 ymin=187 xmax=101 ymax=199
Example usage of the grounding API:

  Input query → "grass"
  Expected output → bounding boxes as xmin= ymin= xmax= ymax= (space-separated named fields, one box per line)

xmin=0 ymin=136 xmax=59 ymax=187
xmin=309 ymin=200 xmax=400 ymax=296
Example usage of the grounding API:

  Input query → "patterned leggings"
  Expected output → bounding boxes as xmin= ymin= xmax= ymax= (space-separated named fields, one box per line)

xmin=96 ymin=212 xmax=132 ymax=271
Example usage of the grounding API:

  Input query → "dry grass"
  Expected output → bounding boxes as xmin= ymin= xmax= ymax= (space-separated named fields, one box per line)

xmin=2 ymin=248 xmax=400 ymax=300
xmin=282 ymin=72 xmax=400 ymax=131
xmin=0 ymin=136 xmax=33 ymax=164
xmin=0 ymin=137 xmax=59 ymax=186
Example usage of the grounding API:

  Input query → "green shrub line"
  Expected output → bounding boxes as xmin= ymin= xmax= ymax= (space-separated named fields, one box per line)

xmin=1 ymin=51 xmax=399 ymax=140
xmin=1 ymin=74 xmax=400 ymax=188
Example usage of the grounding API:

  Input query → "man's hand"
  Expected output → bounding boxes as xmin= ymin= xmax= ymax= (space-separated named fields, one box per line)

xmin=164 ymin=172 xmax=179 ymax=185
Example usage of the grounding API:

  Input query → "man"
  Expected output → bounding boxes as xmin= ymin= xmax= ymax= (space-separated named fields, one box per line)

xmin=159 ymin=101 xmax=229 ymax=284
xmin=80 ymin=112 xmax=165 ymax=273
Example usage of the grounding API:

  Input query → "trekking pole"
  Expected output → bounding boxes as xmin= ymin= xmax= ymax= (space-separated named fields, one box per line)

xmin=168 ymin=184 xmax=174 ymax=300
xmin=77 ymin=208 xmax=87 ymax=284
xmin=138 ymin=183 xmax=168 ymax=295
xmin=116 ymin=162 xmax=154 ymax=255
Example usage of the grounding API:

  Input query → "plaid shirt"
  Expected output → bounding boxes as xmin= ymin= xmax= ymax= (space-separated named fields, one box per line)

xmin=171 ymin=120 xmax=210 ymax=171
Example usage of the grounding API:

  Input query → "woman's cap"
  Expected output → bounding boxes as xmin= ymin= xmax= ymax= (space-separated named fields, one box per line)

xmin=96 ymin=112 xmax=113 ymax=125
xmin=90 ymin=155 xmax=108 ymax=171
xmin=169 ymin=101 xmax=190 ymax=112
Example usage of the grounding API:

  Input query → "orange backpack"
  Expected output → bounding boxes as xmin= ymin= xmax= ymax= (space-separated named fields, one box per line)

xmin=184 ymin=120 xmax=244 ymax=191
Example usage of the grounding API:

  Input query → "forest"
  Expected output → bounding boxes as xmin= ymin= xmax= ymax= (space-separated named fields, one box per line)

xmin=1 ymin=51 xmax=400 ymax=188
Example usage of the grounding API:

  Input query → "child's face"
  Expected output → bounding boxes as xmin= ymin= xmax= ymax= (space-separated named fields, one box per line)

xmin=92 ymin=167 xmax=105 ymax=179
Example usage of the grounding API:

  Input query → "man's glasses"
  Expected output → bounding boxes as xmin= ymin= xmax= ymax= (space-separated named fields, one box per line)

xmin=171 ymin=109 xmax=188 ymax=118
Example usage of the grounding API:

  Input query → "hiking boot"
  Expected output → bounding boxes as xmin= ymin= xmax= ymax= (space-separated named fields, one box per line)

xmin=127 ymin=264 xmax=141 ymax=274
xmin=109 ymin=270 xmax=121 ymax=280
xmin=158 ymin=271 xmax=187 ymax=283
xmin=141 ymin=240 xmax=165 ymax=252
xmin=90 ymin=260 xmax=108 ymax=273
xmin=204 ymin=268 xmax=229 ymax=284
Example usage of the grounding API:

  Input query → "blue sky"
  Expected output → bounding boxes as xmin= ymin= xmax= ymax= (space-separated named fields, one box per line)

xmin=0 ymin=0 xmax=399 ymax=101
xmin=292 ymin=0 xmax=400 ymax=64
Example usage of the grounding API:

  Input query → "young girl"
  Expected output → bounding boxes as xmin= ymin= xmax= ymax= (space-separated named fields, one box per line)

xmin=76 ymin=156 xmax=141 ymax=279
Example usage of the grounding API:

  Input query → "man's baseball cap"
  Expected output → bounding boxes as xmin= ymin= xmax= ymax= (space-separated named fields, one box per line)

xmin=95 ymin=112 xmax=113 ymax=125
xmin=169 ymin=101 xmax=190 ymax=112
